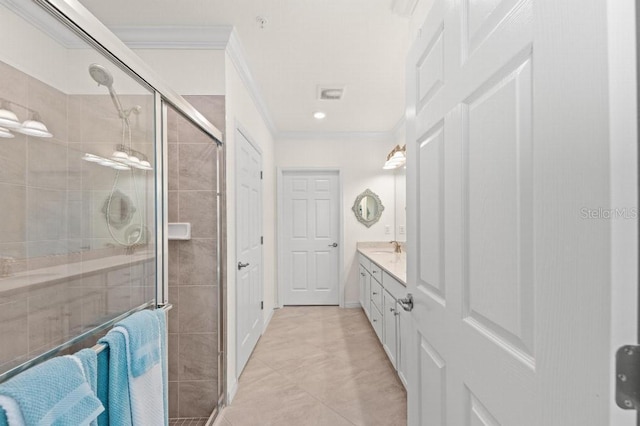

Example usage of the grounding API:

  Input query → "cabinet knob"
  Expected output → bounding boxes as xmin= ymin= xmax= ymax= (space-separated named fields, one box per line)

xmin=372 ymin=270 xmax=378 ymax=274
xmin=390 ymin=307 xmax=395 ymax=312
xmin=360 ymin=273 xmax=365 ymax=276
xmin=372 ymin=292 xmax=378 ymax=295
xmin=373 ymin=319 xmax=377 ymax=322
xmin=394 ymin=312 xmax=400 ymax=316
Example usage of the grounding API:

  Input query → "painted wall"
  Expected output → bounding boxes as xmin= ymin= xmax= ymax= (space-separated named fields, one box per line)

xmin=134 ymin=49 xmax=226 ymax=95
xmin=275 ymin=135 xmax=397 ymax=306
xmin=0 ymin=2 xmax=70 ymax=93
xmin=224 ymin=50 xmax=276 ymax=399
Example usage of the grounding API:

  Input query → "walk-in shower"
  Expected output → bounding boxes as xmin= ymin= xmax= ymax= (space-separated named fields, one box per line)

xmin=0 ymin=0 xmax=225 ymax=423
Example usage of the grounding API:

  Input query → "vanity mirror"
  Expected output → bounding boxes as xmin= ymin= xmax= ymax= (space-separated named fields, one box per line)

xmin=352 ymin=189 xmax=385 ymax=228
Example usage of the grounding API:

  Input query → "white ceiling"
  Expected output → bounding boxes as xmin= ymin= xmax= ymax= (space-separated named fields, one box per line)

xmin=78 ymin=0 xmax=412 ymax=134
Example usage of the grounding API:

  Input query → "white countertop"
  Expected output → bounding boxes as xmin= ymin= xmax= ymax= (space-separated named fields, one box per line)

xmin=357 ymin=242 xmax=406 ymax=285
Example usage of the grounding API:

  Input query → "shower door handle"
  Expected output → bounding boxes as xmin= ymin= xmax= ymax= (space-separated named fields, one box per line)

xmin=238 ymin=261 xmax=250 ymax=270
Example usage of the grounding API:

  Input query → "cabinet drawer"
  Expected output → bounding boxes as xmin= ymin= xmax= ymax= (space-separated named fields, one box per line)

xmin=370 ymin=262 xmax=382 ymax=283
xmin=358 ymin=254 xmax=371 ymax=272
xmin=370 ymin=279 xmax=383 ymax=312
xmin=370 ymin=302 xmax=383 ymax=341
xmin=382 ymin=271 xmax=406 ymax=300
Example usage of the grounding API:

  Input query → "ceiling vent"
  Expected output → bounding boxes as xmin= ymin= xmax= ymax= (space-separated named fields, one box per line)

xmin=317 ymin=86 xmax=345 ymax=101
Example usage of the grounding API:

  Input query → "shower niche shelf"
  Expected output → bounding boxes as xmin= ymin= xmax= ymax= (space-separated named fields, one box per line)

xmin=168 ymin=223 xmax=191 ymax=240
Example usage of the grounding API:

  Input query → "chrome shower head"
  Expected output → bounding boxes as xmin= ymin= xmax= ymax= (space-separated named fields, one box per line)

xmin=88 ymin=63 xmax=114 ymax=87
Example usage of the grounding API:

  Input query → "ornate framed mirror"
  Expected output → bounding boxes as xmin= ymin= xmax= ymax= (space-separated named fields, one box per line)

xmin=352 ymin=189 xmax=384 ymax=228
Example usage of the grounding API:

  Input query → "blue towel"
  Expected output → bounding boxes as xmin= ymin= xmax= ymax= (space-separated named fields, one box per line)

xmin=0 ymin=356 xmax=104 ymax=426
xmin=0 ymin=406 xmax=7 ymax=426
xmin=97 ymin=329 xmax=132 ymax=426
xmin=96 ymin=309 xmax=167 ymax=426
xmin=96 ymin=350 xmax=109 ymax=426
xmin=73 ymin=349 xmax=99 ymax=426
xmin=116 ymin=310 xmax=161 ymax=377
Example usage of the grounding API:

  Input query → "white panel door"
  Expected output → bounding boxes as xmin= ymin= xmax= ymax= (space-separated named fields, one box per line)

xmin=405 ymin=0 xmax=637 ymax=425
xmin=236 ymin=129 xmax=262 ymax=375
xmin=281 ymin=170 xmax=340 ymax=305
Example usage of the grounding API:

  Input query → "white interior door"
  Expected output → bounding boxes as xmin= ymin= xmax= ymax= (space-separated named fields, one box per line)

xmin=280 ymin=170 xmax=340 ymax=305
xmin=405 ymin=0 xmax=638 ymax=425
xmin=236 ymin=129 xmax=262 ymax=375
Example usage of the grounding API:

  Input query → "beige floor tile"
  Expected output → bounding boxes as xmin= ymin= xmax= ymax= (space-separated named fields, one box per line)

xmin=226 ymin=307 xmax=406 ymax=426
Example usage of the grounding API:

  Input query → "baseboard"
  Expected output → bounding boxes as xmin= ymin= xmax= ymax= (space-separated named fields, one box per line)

xmin=344 ymin=302 xmax=363 ymax=309
xmin=262 ymin=308 xmax=275 ymax=333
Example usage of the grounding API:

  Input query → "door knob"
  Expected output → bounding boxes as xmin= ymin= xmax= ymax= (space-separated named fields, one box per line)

xmin=237 ymin=261 xmax=250 ymax=270
xmin=328 ymin=242 xmax=338 ymax=247
xmin=398 ymin=293 xmax=414 ymax=312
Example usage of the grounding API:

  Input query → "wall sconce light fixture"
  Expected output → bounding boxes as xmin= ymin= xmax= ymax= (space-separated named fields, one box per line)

xmin=0 ymin=99 xmax=52 ymax=138
xmin=383 ymin=144 xmax=406 ymax=170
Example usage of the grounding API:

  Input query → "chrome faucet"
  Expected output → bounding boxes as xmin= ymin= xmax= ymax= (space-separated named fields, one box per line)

xmin=390 ymin=241 xmax=402 ymax=254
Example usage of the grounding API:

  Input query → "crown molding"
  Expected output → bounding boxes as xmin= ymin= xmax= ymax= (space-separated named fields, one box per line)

xmin=109 ymin=25 xmax=233 ymax=49
xmin=277 ymin=131 xmax=395 ymax=142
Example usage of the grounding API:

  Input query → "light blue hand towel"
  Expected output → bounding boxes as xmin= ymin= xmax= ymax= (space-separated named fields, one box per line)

xmin=0 ymin=406 xmax=7 ymax=426
xmin=97 ymin=329 xmax=133 ymax=426
xmin=72 ymin=349 xmax=99 ymax=426
xmin=116 ymin=310 xmax=161 ymax=377
xmin=0 ymin=356 xmax=104 ymax=426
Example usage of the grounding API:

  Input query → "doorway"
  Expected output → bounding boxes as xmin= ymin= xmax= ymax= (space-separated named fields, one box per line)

xmin=278 ymin=169 xmax=342 ymax=306
xmin=235 ymin=128 xmax=263 ymax=376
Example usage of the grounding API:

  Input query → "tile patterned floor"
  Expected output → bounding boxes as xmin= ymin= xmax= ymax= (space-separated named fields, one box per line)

xmin=218 ymin=306 xmax=407 ymax=426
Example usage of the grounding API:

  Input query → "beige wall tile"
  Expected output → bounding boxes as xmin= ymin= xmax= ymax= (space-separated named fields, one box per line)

xmin=168 ymin=379 xmax=179 ymax=418
xmin=177 ymin=239 xmax=217 ymax=286
xmin=178 ymin=286 xmax=217 ymax=333
xmin=178 ymin=144 xmax=217 ymax=191
xmin=0 ymin=298 xmax=28 ymax=366
xmin=178 ymin=191 xmax=216 ymax=238
xmin=27 ymin=76 xmax=68 ymax=143
xmin=0 ymin=183 xmax=26 ymax=243
xmin=178 ymin=380 xmax=216 ymax=418
xmin=0 ymin=61 xmax=28 ymax=108
xmin=0 ymin=134 xmax=26 ymax=185
xmin=27 ymin=138 xmax=68 ymax=190
xmin=168 ymin=143 xmax=178 ymax=190
xmin=169 ymin=332 xmax=179 ymax=382
xmin=178 ymin=333 xmax=217 ymax=381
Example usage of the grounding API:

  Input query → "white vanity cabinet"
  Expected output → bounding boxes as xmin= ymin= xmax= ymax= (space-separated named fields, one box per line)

xmin=357 ymin=250 xmax=408 ymax=389
xmin=383 ymin=271 xmax=410 ymax=388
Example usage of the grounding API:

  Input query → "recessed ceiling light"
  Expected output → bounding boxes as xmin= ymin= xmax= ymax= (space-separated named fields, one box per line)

xmin=313 ymin=111 xmax=326 ymax=120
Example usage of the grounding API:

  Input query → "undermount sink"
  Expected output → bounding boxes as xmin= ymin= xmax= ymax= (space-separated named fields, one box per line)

xmin=369 ymin=250 xmax=396 ymax=255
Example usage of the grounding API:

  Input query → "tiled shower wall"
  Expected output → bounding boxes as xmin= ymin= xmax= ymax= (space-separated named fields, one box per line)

xmin=167 ymin=95 xmax=225 ymax=419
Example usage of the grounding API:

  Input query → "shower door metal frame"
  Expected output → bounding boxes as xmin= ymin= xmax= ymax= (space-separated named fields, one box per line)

xmin=19 ymin=0 xmax=227 ymax=416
